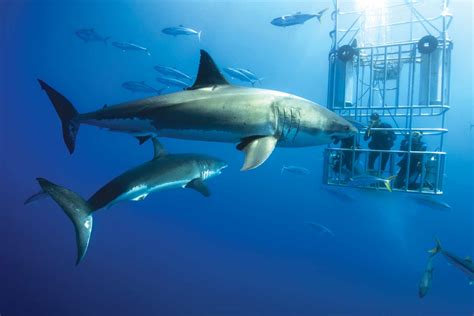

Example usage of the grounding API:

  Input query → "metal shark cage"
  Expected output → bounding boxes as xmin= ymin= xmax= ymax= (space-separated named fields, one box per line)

xmin=323 ymin=0 xmax=453 ymax=194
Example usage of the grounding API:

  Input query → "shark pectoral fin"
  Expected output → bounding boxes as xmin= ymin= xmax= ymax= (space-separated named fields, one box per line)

xmin=238 ymin=135 xmax=278 ymax=171
xmin=465 ymin=256 xmax=472 ymax=263
xmin=185 ymin=178 xmax=210 ymax=197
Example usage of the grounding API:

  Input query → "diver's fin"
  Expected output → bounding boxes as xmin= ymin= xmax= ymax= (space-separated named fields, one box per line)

xmin=185 ymin=178 xmax=210 ymax=197
xmin=465 ymin=256 xmax=472 ymax=263
xmin=37 ymin=178 xmax=93 ymax=265
xmin=24 ymin=190 xmax=48 ymax=205
xmin=428 ymin=239 xmax=442 ymax=257
xmin=383 ymin=179 xmax=393 ymax=192
xmin=37 ymin=79 xmax=80 ymax=154
xmin=136 ymin=136 xmax=151 ymax=145
xmin=188 ymin=50 xmax=229 ymax=90
xmin=151 ymin=138 xmax=167 ymax=159
xmin=237 ymin=135 xmax=278 ymax=171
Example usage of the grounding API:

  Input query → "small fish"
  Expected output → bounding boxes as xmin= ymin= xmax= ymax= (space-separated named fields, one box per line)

xmin=223 ymin=67 xmax=257 ymax=86
xmin=348 ymin=175 xmax=392 ymax=192
xmin=412 ymin=196 xmax=451 ymax=212
xmin=234 ymin=68 xmax=263 ymax=85
xmin=75 ymin=28 xmax=110 ymax=44
xmin=281 ymin=165 xmax=310 ymax=175
xmin=419 ymin=257 xmax=435 ymax=298
xmin=162 ymin=25 xmax=202 ymax=41
xmin=156 ymin=76 xmax=189 ymax=89
xmin=112 ymin=41 xmax=151 ymax=55
xmin=153 ymin=66 xmax=193 ymax=82
xmin=305 ymin=222 xmax=335 ymax=237
xmin=121 ymin=81 xmax=163 ymax=94
xmin=271 ymin=9 xmax=328 ymax=27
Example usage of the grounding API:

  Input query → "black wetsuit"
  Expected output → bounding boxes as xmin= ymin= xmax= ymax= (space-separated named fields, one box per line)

xmin=394 ymin=138 xmax=427 ymax=189
xmin=332 ymin=136 xmax=360 ymax=174
xmin=364 ymin=121 xmax=396 ymax=172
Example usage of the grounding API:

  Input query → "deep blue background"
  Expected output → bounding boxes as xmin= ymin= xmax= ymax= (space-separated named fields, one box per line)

xmin=1 ymin=1 xmax=473 ymax=315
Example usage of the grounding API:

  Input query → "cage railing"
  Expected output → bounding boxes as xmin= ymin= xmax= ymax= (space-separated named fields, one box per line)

xmin=323 ymin=147 xmax=446 ymax=194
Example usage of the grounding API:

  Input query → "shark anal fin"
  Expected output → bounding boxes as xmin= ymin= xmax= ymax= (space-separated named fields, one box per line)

xmin=185 ymin=178 xmax=210 ymax=197
xmin=136 ymin=136 xmax=151 ymax=145
xmin=188 ymin=50 xmax=229 ymax=90
xmin=237 ymin=135 xmax=278 ymax=171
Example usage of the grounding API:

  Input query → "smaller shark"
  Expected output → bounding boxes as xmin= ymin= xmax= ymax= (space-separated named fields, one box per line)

xmin=75 ymin=28 xmax=110 ymax=44
xmin=271 ymin=9 xmax=328 ymax=27
xmin=27 ymin=139 xmax=227 ymax=264
xmin=419 ymin=257 xmax=435 ymax=298
xmin=112 ymin=41 xmax=151 ymax=55
xmin=162 ymin=25 xmax=202 ymax=41
xmin=429 ymin=239 xmax=474 ymax=284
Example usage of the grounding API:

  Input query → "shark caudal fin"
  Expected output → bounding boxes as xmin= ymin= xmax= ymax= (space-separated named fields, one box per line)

xmin=37 ymin=80 xmax=80 ymax=154
xmin=428 ymin=239 xmax=442 ymax=257
xmin=37 ymin=178 xmax=93 ymax=265
xmin=197 ymin=31 xmax=202 ymax=42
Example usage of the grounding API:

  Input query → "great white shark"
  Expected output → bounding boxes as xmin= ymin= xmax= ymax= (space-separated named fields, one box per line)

xmin=27 ymin=139 xmax=227 ymax=264
xmin=38 ymin=49 xmax=356 ymax=171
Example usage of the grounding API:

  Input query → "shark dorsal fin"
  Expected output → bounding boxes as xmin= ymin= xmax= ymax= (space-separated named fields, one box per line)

xmin=152 ymin=138 xmax=167 ymax=159
xmin=188 ymin=50 xmax=229 ymax=90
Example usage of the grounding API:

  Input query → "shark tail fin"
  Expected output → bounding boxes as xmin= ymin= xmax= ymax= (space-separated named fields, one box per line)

xmin=198 ymin=31 xmax=202 ymax=42
xmin=37 ymin=79 xmax=80 ymax=154
xmin=24 ymin=190 xmax=48 ymax=205
xmin=428 ymin=238 xmax=442 ymax=257
xmin=37 ymin=178 xmax=93 ymax=265
xmin=103 ymin=36 xmax=110 ymax=45
xmin=317 ymin=15 xmax=322 ymax=23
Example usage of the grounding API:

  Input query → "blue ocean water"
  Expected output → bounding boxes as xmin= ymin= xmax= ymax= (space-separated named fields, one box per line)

xmin=1 ymin=0 xmax=473 ymax=315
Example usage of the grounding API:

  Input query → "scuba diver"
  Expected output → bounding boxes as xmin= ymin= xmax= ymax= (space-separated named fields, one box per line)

xmin=394 ymin=131 xmax=427 ymax=189
xmin=364 ymin=112 xmax=396 ymax=174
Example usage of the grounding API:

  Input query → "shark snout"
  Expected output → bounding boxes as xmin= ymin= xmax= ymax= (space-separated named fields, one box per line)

xmin=328 ymin=117 xmax=357 ymax=140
